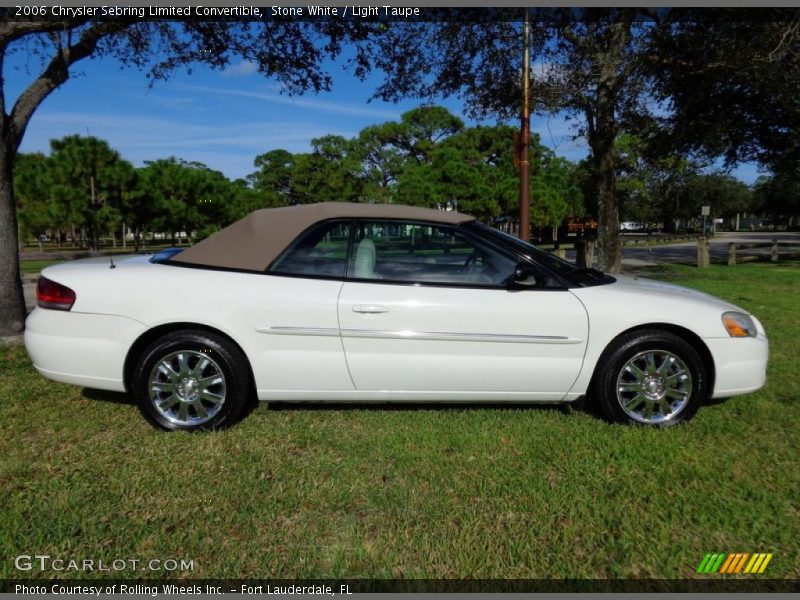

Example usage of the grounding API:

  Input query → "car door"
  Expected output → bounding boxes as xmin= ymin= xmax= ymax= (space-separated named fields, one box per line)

xmin=337 ymin=220 xmax=589 ymax=400
xmin=248 ymin=219 xmax=354 ymax=396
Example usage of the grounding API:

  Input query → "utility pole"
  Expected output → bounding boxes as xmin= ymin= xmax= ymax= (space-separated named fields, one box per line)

xmin=518 ymin=8 xmax=531 ymax=241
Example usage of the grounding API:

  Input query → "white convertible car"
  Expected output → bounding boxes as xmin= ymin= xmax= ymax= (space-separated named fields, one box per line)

xmin=25 ymin=203 xmax=768 ymax=430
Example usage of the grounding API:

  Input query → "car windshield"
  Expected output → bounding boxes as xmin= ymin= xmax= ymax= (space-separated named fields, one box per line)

xmin=468 ymin=221 xmax=615 ymax=287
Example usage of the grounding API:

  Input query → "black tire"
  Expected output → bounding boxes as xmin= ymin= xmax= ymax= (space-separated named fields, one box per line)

xmin=591 ymin=329 xmax=708 ymax=427
xmin=132 ymin=329 xmax=252 ymax=431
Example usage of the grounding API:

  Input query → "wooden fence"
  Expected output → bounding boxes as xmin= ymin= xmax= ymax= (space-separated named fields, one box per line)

xmin=698 ymin=237 xmax=800 ymax=268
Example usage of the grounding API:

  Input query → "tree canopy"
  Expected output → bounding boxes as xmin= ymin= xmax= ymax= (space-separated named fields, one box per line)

xmin=16 ymin=108 xmax=591 ymax=247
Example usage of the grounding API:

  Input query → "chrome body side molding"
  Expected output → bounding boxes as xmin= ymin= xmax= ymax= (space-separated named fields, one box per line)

xmin=258 ymin=326 xmax=582 ymax=345
xmin=256 ymin=326 xmax=339 ymax=337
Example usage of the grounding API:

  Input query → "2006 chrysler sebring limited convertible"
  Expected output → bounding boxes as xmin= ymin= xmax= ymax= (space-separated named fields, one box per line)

xmin=25 ymin=203 xmax=768 ymax=430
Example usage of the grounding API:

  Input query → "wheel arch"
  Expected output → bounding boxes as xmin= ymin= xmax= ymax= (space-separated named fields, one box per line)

xmin=123 ymin=322 xmax=256 ymax=394
xmin=590 ymin=322 xmax=716 ymax=399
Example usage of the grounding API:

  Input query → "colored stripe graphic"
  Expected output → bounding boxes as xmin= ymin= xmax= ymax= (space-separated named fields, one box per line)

xmin=744 ymin=553 xmax=774 ymax=574
xmin=744 ymin=554 xmax=761 ymax=574
xmin=697 ymin=554 xmax=712 ymax=574
xmin=733 ymin=553 xmax=749 ymax=573
xmin=719 ymin=553 xmax=736 ymax=574
xmin=712 ymin=553 xmax=726 ymax=573
xmin=719 ymin=554 xmax=736 ymax=573
xmin=700 ymin=553 xmax=727 ymax=574
xmin=700 ymin=554 xmax=718 ymax=574
xmin=701 ymin=552 xmax=774 ymax=575
xmin=758 ymin=554 xmax=773 ymax=573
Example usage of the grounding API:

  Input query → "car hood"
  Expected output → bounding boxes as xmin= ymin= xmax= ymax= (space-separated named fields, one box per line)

xmin=607 ymin=274 xmax=744 ymax=312
xmin=570 ymin=273 xmax=751 ymax=339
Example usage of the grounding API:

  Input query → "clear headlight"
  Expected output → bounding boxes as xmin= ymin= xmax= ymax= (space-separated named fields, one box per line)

xmin=722 ymin=311 xmax=757 ymax=338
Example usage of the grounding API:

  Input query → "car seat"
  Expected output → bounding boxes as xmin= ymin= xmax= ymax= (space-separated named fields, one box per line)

xmin=354 ymin=238 xmax=378 ymax=279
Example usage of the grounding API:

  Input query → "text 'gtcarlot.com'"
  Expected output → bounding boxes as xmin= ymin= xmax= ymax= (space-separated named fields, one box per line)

xmin=13 ymin=554 xmax=194 ymax=572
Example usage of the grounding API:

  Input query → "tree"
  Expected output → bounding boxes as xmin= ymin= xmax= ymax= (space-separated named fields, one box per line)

xmin=291 ymin=135 xmax=363 ymax=204
xmin=533 ymin=11 xmax=662 ymax=270
xmin=250 ymin=138 xmax=363 ymax=206
xmin=437 ymin=125 xmax=517 ymax=219
xmin=47 ymin=135 xmax=134 ymax=251
xmin=613 ymin=132 xmax=700 ymax=228
xmin=648 ymin=14 xmax=800 ymax=178
xmin=685 ymin=174 xmax=751 ymax=224
xmin=386 ymin=105 xmax=465 ymax=165
xmin=753 ymin=173 xmax=800 ymax=226
xmin=0 ymin=19 xmax=385 ymax=336
xmin=121 ymin=169 xmax=156 ymax=252
xmin=228 ymin=178 xmax=267 ymax=222
xmin=249 ymin=149 xmax=297 ymax=206
xmin=531 ymin=155 xmax=584 ymax=231
xmin=140 ymin=158 xmax=232 ymax=243
xmin=351 ymin=123 xmax=405 ymax=203
xmin=14 ymin=153 xmax=54 ymax=250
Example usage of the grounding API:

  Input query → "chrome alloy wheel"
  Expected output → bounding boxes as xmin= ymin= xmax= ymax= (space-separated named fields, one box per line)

xmin=148 ymin=350 xmax=227 ymax=426
xmin=616 ymin=349 xmax=693 ymax=425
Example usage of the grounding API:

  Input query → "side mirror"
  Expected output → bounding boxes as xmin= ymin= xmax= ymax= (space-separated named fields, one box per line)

xmin=506 ymin=261 xmax=540 ymax=288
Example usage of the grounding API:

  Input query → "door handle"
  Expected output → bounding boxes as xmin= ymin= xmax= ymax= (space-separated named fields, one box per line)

xmin=352 ymin=304 xmax=389 ymax=314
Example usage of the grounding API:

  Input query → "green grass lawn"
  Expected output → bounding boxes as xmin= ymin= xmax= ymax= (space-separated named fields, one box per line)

xmin=19 ymin=259 xmax=65 ymax=275
xmin=0 ymin=262 xmax=798 ymax=581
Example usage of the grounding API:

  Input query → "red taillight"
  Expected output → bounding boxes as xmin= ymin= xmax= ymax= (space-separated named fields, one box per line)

xmin=36 ymin=276 xmax=76 ymax=311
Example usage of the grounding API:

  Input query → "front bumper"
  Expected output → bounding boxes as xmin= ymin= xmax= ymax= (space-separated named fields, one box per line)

xmin=705 ymin=333 xmax=769 ymax=399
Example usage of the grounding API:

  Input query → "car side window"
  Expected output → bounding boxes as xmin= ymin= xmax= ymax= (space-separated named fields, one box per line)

xmin=347 ymin=220 xmax=517 ymax=286
xmin=269 ymin=220 xmax=351 ymax=278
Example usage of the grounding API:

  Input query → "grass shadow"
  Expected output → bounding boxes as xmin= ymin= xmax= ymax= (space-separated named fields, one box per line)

xmin=265 ymin=400 xmax=567 ymax=415
xmin=703 ymin=395 xmax=732 ymax=408
xmin=81 ymin=388 xmax=134 ymax=406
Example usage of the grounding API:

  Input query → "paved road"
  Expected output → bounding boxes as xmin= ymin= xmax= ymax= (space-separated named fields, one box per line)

xmin=21 ymin=231 xmax=800 ymax=312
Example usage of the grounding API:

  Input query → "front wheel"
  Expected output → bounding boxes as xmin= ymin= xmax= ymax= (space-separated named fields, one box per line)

xmin=592 ymin=330 xmax=708 ymax=427
xmin=132 ymin=330 xmax=252 ymax=431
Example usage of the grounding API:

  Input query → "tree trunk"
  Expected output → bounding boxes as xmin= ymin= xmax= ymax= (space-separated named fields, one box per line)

xmin=589 ymin=100 xmax=622 ymax=273
xmin=592 ymin=134 xmax=621 ymax=272
xmin=0 ymin=141 xmax=27 ymax=337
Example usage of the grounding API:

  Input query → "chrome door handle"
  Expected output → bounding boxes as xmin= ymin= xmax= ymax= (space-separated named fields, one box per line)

xmin=352 ymin=304 xmax=389 ymax=314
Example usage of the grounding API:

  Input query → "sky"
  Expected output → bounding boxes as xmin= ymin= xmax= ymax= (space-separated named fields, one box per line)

xmin=4 ymin=40 xmax=761 ymax=184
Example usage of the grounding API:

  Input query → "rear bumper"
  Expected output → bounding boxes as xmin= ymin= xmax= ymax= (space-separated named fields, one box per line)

xmin=705 ymin=334 xmax=769 ymax=399
xmin=24 ymin=308 xmax=146 ymax=392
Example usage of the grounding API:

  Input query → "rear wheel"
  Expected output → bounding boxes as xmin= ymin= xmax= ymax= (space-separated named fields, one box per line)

xmin=132 ymin=330 xmax=251 ymax=431
xmin=592 ymin=330 xmax=707 ymax=426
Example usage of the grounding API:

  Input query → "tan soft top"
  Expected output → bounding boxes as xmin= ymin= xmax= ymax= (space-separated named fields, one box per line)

xmin=171 ymin=202 xmax=474 ymax=272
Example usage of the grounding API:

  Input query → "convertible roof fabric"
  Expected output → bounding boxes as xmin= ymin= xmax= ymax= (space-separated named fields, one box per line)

xmin=170 ymin=202 xmax=474 ymax=272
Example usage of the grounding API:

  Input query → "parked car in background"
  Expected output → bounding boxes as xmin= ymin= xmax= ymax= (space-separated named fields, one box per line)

xmin=620 ymin=221 xmax=646 ymax=232
xmin=25 ymin=203 xmax=768 ymax=431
